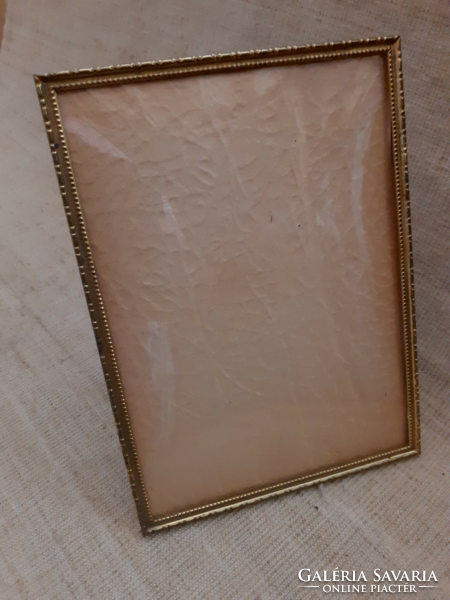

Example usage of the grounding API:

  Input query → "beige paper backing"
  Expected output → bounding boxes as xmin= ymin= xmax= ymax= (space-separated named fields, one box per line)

xmin=57 ymin=56 xmax=407 ymax=518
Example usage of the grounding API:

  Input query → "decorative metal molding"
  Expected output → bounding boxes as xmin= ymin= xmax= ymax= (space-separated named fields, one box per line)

xmin=35 ymin=36 xmax=420 ymax=535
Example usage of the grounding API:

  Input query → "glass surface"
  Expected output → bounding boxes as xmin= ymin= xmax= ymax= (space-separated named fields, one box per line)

xmin=58 ymin=55 xmax=407 ymax=517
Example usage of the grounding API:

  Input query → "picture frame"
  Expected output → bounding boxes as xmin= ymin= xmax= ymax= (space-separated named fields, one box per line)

xmin=35 ymin=36 xmax=420 ymax=534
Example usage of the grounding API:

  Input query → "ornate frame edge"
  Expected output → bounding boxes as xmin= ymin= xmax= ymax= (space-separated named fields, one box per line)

xmin=34 ymin=35 xmax=420 ymax=535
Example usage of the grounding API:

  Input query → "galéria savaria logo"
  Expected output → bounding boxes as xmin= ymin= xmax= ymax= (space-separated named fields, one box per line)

xmin=298 ymin=569 xmax=439 ymax=594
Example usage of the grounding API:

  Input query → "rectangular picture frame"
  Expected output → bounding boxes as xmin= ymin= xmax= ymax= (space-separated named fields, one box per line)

xmin=35 ymin=36 xmax=420 ymax=534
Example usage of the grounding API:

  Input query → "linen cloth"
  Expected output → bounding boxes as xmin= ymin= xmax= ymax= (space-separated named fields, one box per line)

xmin=0 ymin=1 xmax=448 ymax=598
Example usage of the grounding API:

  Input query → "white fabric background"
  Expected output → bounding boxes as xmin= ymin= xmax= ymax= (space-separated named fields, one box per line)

xmin=0 ymin=1 xmax=448 ymax=598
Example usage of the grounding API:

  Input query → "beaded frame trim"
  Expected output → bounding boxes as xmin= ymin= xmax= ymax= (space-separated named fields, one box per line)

xmin=35 ymin=36 xmax=420 ymax=534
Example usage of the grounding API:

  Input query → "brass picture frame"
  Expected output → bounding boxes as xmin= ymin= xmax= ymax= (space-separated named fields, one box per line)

xmin=35 ymin=36 xmax=419 ymax=534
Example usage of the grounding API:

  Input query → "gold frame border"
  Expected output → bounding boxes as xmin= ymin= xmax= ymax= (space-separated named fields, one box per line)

xmin=34 ymin=36 xmax=420 ymax=535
